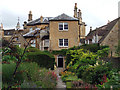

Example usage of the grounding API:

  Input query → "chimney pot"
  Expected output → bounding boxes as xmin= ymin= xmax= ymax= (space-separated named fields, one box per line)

xmin=90 ymin=26 xmax=92 ymax=32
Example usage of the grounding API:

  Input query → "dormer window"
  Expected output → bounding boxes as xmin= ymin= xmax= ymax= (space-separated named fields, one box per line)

xmin=59 ymin=23 xmax=68 ymax=31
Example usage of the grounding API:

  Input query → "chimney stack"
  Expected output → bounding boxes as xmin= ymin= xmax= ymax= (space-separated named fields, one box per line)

xmin=0 ymin=23 xmax=3 ymax=30
xmin=78 ymin=9 xmax=82 ymax=24
xmin=40 ymin=16 xmax=43 ymax=23
xmin=74 ymin=3 xmax=77 ymax=18
xmin=90 ymin=26 xmax=92 ymax=32
xmin=28 ymin=11 xmax=32 ymax=22
xmin=107 ymin=20 xmax=110 ymax=24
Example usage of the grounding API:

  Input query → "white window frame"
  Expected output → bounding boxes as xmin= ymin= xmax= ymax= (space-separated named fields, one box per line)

xmin=44 ymin=39 xmax=49 ymax=47
xmin=30 ymin=27 xmax=33 ymax=31
xmin=59 ymin=23 xmax=68 ymax=31
xmin=31 ymin=44 xmax=36 ymax=47
xmin=59 ymin=39 xmax=68 ymax=47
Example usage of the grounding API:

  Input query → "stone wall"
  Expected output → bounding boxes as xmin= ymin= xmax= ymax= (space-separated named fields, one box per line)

xmin=101 ymin=21 xmax=119 ymax=57
xmin=49 ymin=21 xmax=79 ymax=50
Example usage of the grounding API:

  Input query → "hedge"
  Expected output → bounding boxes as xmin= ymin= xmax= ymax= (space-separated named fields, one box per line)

xmin=26 ymin=51 xmax=55 ymax=70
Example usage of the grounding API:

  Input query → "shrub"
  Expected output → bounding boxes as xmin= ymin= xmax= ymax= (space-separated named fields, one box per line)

xmin=26 ymin=47 xmax=40 ymax=52
xmin=82 ymin=61 xmax=112 ymax=85
xmin=26 ymin=51 xmax=55 ymax=70
xmin=2 ymin=55 xmax=18 ymax=63
xmin=19 ymin=62 xmax=40 ymax=82
xmin=2 ymin=63 xmax=26 ymax=87
xmin=2 ymin=62 xmax=40 ymax=88
xmin=2 ymin=45 xmax=27 ymax=61
xmin=97 ymin=47 xmax=110 ymax=58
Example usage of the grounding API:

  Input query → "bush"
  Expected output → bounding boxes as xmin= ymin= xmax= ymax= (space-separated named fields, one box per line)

xmin=2 ymin=63 xmax=26 ymax=87
xmin=2 ymin=55 xmax=18 ymax=63
xmin=82 ymin=61 xmax=112 ymax=85
xmin=2 ymin=45 xmax=27 ymax=61
xmin=97 ymin=47 xmax=110 ymax=58
xmin=2 ymin=62 xmax=40 ymax=88
xmin=19 ymin=62 xmax=40 ymax=82
xmin=26 ymin=51 xmax=55 ymax=70
xmin=26 ymin=47 xmax=40 ymax=52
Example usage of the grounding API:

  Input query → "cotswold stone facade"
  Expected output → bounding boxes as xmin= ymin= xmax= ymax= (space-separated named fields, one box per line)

xmin=1 ymin=3 xmax=86 ymax=70
xmin=100 ymin=19 xmax=119 ymax=57
xmin=22 ymin=3 xmax=86 ymax=69
xmin=23 ymin=3 xmax=86 ymax=51
xmin=49 ymin=15 xmax=79 ymax=50
xmin=86 ymin=17 xmax=120 ymax=57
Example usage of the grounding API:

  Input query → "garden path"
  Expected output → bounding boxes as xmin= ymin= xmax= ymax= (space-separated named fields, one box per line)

xmin=54 ymin=68 xmax=66 ymax=89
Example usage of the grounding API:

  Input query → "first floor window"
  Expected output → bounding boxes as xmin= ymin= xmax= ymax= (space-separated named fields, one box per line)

xmin=59 ymin=39 xmax=68 ymax=47
xmin=59 ymin=23 xmax=68 ymax=31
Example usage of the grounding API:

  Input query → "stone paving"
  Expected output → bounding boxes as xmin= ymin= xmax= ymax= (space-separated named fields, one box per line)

xmin=54 ymin=68 xmax=66 ymax=89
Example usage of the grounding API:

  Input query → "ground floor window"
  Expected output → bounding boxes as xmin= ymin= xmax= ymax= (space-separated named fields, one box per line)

xmin=57 ymin=55 xmax=63 ymax=68
xmin=59 ymin=39 xmax=68 ymax=47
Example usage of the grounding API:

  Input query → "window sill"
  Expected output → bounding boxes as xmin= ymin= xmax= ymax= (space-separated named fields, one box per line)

xmin=59 ymin=46 xmax=68 ymax=48
xmin=59 ymin=30 xmax=68 ymax=31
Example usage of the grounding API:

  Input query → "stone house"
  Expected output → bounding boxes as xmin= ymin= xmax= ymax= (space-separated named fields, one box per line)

xmin=85 ymin=17 xmax=120 ymax=57
xmin=1 ymin=18 xmax=28 ymax=48
xmin=22 ymin=3 xmax=86 ymax=70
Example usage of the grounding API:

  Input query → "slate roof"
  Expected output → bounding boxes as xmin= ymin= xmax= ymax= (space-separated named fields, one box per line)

xmin=99 ymin=17 xmax=119 ymax=43
xmin=23 ymin=28 xmax=41 ymax=38
xmin=86 ymin=17 xmax=119 ymax=43
xmin=4 ymin=29 xmax=15 ymax=35
xmin=49 ymin=13 xmax=78 ymax=21
xmin=27 ymin=17 xmax=53 ymax=26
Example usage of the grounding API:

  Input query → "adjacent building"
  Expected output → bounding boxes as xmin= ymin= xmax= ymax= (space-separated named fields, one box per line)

xmin=86 ymin=17 xmax=120 ymax=57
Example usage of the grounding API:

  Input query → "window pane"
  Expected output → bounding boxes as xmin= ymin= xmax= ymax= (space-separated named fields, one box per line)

xmin=64 ymin=39 xmax=68 ymax=46
xmin=59 ymin=39 xmax=63 ymax=46
xmin=30 ymin=28 xmax=32 ymax=31
xmin=59 ymin=23 xmax=63 ymax=30
xmin=64 ymin=23 xmax=68 ymax=30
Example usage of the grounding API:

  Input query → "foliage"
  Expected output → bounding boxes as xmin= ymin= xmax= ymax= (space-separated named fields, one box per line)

xmin=82 ymin=61 xmax=112 ymax=85
xmin=19 ymin=81 xmax=38 ymax=88
xmin=66 ymin=49 xmax=98 ymax=76
xmin=61 ymin=71 xmax=76 ymax=82
xmin=26 ymin=47 xmax=40 ymax=52
xmin=26 ymin=51 xmax=55 ymax=70
xmin=115 ymin=40 xmax=120 ymax=57
xmin=19 ymin=62 xmax=40 ymax=82
xmin=15 ymin=69 xmax=58 ymax=88
xmin=2 ymin=45 xmax=27 ymax=62
xmin=2 ymin=39 xmax=9 ymax=47
xmin=2 ymin=55 xmax=18 ymax=63
xmin=68 ymin=44 xmax=109 ymax=53
xmin=35 ymin=69 xmax=58 ymax=88
xmin=64 ymin=46 xmax=115 ymax=87
xmin=96 ymin=69 xmax=120 ymax=89
xmin=97 ymin=47 xmax=110 ymax=58
xmin=51 ymin=49 xmax=68 ymax=55
xmin=2 ymin=63 xmax=26 ymax=87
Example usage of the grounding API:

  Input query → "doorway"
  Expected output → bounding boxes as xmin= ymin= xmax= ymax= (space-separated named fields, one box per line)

xmin=57 ymin=55 xmax=63 ymax=68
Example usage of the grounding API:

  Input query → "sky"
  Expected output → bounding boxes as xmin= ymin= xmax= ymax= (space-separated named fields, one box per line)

xmin=0 ymin=0 xmax=119 ymax=35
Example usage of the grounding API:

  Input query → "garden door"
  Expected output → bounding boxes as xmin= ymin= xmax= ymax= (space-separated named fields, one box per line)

xmin=57 ymin=55 xmax=63 ymax=68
